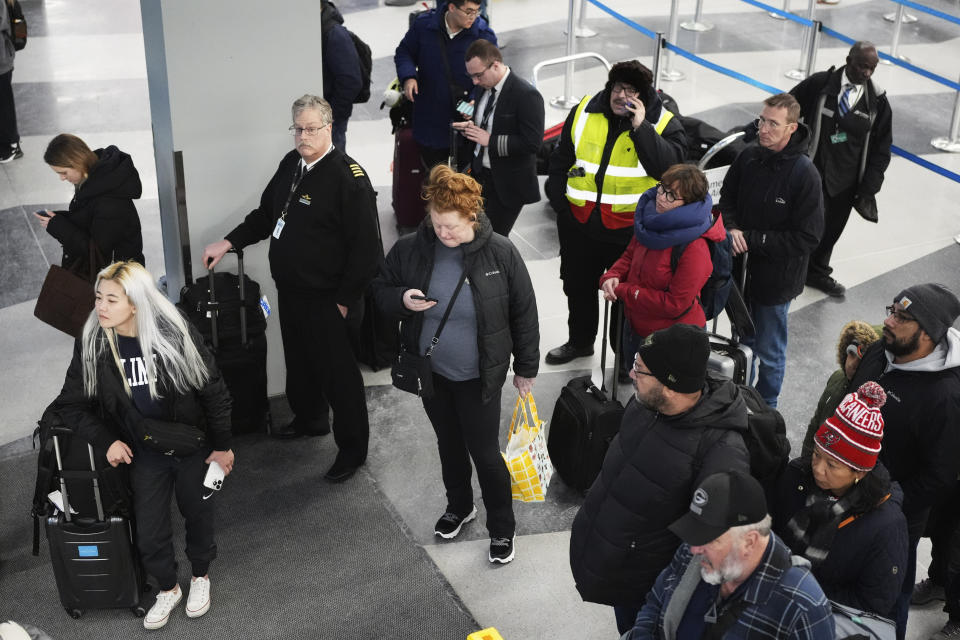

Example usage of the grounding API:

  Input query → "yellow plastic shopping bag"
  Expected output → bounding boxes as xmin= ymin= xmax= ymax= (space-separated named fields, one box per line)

xmin=502 ymin=392 xmax=553 ymax=502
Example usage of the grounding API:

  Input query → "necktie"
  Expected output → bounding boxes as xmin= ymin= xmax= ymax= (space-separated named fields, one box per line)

xmin=837 ymin=84 xmax=853 ymax=118
xmin=472 ymin=88 xmax=497 ymax=175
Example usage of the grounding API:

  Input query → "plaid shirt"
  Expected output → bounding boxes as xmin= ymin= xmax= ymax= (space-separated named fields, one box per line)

xmin=626 ymin=533 xmax=835 ymax=639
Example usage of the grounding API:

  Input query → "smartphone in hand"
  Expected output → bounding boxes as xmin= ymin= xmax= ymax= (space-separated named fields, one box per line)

xmin=411 ymin=294 xmax=439 ymax=303
xmin=36 ymin=210 xmax=52 ymax=218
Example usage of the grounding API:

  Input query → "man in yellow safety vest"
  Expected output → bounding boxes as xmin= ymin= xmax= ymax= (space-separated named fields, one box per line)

xmin=544 ymin=60 xmax=687 ymax=365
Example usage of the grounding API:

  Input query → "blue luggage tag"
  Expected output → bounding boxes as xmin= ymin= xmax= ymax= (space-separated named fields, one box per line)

xmin=260 ymin=295 xmax=272 ymax=318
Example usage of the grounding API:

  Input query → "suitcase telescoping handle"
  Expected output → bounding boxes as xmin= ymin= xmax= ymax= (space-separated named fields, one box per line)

xmin=51 ymin=435 xmax=105 ymax=523
xmin=206 ymin=247 xmax=248 ymax=351
xmin=591 ymin=299 xmax=622 ymax=402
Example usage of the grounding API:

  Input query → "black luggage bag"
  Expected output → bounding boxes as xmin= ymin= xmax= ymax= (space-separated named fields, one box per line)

xmin=547 ymin=301 xmax=625 ymax=493
xmin=706 ymin=254 xmax=756 ymax=385
xmin=43 ymin=429 xmax=147 ymax=619
xmin=179 ymin=248 xmax=270 ymax=435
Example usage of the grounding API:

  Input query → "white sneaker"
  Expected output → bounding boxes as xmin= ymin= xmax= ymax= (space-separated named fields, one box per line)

xmin=185 ymin=575 xmax=211 ymax=618
xmin=144 ymin=585 xmax=182 ymax=630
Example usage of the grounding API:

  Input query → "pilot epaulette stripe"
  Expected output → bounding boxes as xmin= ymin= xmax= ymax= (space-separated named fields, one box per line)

xmin=349 ymin=163 xmax=365 ymax=178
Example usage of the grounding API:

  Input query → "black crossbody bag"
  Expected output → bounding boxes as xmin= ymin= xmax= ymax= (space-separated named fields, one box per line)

xmin=391 ymin=269 xmax=469 ymax=399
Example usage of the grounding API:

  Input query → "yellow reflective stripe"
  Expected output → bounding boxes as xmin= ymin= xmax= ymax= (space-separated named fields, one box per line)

xmin=570 ymin=96 xmax=592 ymax=149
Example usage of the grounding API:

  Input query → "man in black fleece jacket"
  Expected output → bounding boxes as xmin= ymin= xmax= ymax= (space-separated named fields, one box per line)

xmin=202 ymin=95 xmax=379 ymax=483
xmin=718 ymin=93 xmax=824 ymax=409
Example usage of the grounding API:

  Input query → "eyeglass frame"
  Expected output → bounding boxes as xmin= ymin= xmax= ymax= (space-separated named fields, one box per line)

xmin=288 ymin=124 xmax=330 ymax=137
xmin=632 ymin=353 xmax=657 ymax=377
xmin=469 ymin=62 xmax=494 ymax=80
xmin=753 ymin=115 xmax=793 ymax=132
xmin=452 ymin=3 xmax=481 ymax=17
xmin=611 ymin=83 xmax=640 ymax=97
xmin=885 ymin=304 xmax=917 ymax=324
xmin=655 ymin=182 xmax=683 ymax=204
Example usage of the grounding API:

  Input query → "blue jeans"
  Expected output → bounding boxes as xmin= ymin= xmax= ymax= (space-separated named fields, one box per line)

xmin=741 ymin=300 xmax=790 ymax=408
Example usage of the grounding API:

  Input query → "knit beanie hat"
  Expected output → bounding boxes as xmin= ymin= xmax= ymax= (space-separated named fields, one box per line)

xmin=814 ymin=381 xmax=886 ymax=471
xmin=893 ymin=283 xmax=960 ymax=344
xmin=636 ymin=324 xmax=709 ymax=393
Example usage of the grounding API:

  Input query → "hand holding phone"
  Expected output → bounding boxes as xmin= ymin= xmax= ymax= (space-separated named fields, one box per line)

xmin=411 ymin=294 xmax=439 ymax=303
xmin=35 ymin=210 xmax=51 ymax=218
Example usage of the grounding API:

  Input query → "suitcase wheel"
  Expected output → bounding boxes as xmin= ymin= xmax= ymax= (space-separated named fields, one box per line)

xmin=132 ymin=605 xmax=146 ymax=618
xmin=67 ymin=608 xmax=83 ymax=619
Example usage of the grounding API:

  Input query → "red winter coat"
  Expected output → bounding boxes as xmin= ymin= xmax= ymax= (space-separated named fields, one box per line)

xmin=600 ymin=214 xmax=726 ymax=337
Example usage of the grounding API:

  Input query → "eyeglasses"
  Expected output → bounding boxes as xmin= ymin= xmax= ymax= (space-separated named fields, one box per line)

xmin=454 ymin=5 xmax=480 ymax=17
xmin=611 ymin=83 xmax=639 ymax=97
xmin=288 ymin=125 xmax=328 ymax=137
xmin=885 ymin=304 xmax=917 ymax=324
xmin=656 ymin=183 xmax=682 ymax=204
xmin=632 ymin=354 xmax=656 ymax=377
xmin=469 ymin=63 xmax=493 ymax=80
xmin=754 ymin=116 xmax=790 ymax=131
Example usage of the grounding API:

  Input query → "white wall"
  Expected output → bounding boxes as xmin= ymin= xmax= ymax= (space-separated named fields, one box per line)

xmin=141 ymin=0 xmax=325 ymax=395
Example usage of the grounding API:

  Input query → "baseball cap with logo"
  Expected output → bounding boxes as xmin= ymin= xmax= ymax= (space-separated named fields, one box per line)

xmin=668 ymin=470 xmax=768 ymax=546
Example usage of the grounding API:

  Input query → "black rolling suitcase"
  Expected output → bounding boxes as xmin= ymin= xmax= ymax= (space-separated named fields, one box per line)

xmin=179 ymin=248 xmax=270 ymax=435
xmin=44 ymin=430 xmax=146 ymax=619
xmin=547 ymin=301 xmax=625 ymax=493
xmin=707 ymin=253 xmax=755 ymax=384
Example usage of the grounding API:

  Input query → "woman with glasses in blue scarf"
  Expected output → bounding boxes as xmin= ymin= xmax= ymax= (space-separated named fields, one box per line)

xmin=599 ymin=163 xmax=724 ymax=375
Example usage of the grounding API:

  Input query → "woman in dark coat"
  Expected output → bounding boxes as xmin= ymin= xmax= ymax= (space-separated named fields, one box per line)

xmin=54 ymin=261 xmax=233 ymax=630
xmin=372 ymin=165 xmax=539 ymax=565
xmin=33 ymin=133 xmax=144 ymax=272
xmin=773 ymin=381 xmax=908 ymax=620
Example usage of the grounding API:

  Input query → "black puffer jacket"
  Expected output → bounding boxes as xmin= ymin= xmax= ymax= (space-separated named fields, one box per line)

xmin=371 ymin=215 xmax=539 ymax=403
xmin=772 ymin=458 xmax=908 ymax=618
xmin=717 ymin=126 xmax=824 ymax=305
xmin=54 ymin=324 xmax=232 ymax=454
xmin=46 ymin=145 xmax=144 ymax=269
xmin=569 ymin=378 xmax=750 ymax=607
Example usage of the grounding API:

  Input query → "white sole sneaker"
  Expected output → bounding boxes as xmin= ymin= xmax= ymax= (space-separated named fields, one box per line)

xmin=435 ymin=505 xmax=478 ymax=539
xmin=185 ymin=577 xmax=211 ymax=618
xmin=144 ymin=588 xmax=183 ymax=630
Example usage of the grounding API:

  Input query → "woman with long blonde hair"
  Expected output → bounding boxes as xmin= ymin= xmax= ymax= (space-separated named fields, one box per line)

xmin=55 ymin=261 xmax=234 ymax=629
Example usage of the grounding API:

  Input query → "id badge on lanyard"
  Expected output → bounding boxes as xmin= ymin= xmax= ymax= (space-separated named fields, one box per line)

xmin=275 ymin=164 xmax=305 ymax=239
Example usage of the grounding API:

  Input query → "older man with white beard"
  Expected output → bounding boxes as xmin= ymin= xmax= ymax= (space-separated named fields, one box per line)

xmin=623 ymin=470 xmax=835 ymax=640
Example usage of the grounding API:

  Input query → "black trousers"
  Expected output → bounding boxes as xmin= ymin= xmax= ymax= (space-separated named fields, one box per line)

xmin=807 ymin=184 xmax=856 ymax=281
xmin=476 ymin=168 xmax=523 ymax=236
xmin=0 ymin=69 xmax=18 ymax=148
xmin=130 ymin=448 xmax=215 ymax=591
xmin=418 ymin=144 xmax=449 ymax=174
xmin=277 ymin=290 xmax=369 ymax=464
xmin=557 ymin=209 xmax=630 ymax=347
xmin=422 ymin=374 xmax=514 ymax=538
xmin=927 ymin=484 xmax=960 ymax=620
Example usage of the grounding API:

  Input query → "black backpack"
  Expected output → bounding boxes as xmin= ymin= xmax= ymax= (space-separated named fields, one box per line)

xmin=347 ymin=30 xmax=372 ymax=104
xmin=670 ymin=215 xmax=734 ymax=321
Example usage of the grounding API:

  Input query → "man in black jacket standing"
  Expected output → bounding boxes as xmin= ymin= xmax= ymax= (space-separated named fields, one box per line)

xmin=790 ymin=41 xmax=892 ymax=297
xmin=202 ymin=95 xmax=380 ymax=483
xmin=321 ymin=0 xmax=363 ymax=153
xmin=569 ymin=324 xmax=749 ymax=635
xmin=452 ymin=40 xmax=544 ymax=236
xmin=847 ymin=283 xmax=960 ymax=638
xmin=543 ymin=61 xmax=686 ymax=365
xmin=718 ymin=93 xmax=823 ymax=409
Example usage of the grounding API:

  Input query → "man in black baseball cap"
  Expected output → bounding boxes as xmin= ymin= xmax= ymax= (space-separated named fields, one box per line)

xmin=622 ymin=471 xmax=835 ymax=639
xmin=569 ymin=325 xmax=751 ymax=635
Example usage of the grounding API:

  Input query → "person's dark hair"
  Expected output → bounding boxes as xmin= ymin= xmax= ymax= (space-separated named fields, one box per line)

xmin=660 ymin=164 xmax=709 ymax=203
xmin=422 ymin=165 xmax=485 ymax=229
xmin=43 ymin=134 xmax=98 ymax=177
xmin=449 ymin=0 xmax=478 ymax=8
xmin=605 ymin=60 xmax=655 ymax=105
xmin=465 ymin=39 xmax=501 ymax=65
xmin=763 ymin=93 xmax=801 ymax=124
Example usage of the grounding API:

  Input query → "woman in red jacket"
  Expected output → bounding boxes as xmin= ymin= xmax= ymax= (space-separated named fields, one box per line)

xmin=600 ymin=164 xmax=724 ymax=376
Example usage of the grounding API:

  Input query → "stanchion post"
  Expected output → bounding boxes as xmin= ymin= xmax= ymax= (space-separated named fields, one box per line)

xmin=883 ymin=2 xmax=912 ymax=63
xmin=681 ymin=0 xmax=714 ymax=32
xmin=653 ymin=33 xmax=665 ymax=92
xmin=576 ymin=0 xmax=597 ymax=38
xmin=884 ymin=0 xmax=918 ymax=24
xmin=931 ymin=81 xmax=960 ymax=153
xmin=769 ymin=0 xmax=788 ymax=20
xmin=803 ymin=20 xmax=821 ymax=76
xmin=552 ymin=0 xmax=581 ymax=108
xmin=785 ymin=0 xmax=815 ymax=80
xmin=660 ymin=0 xmax=686 ymax=81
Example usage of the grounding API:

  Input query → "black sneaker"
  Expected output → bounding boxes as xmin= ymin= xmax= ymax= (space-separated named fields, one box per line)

xmin=805 ymin=275 xmax=846 ymax=297
xmin=911 ymin=577 xmax=946 ymax=605
xmin=489 ymin=537 xmax=515 ymax=564
xmin=434 ymin=505 xmax=477 ymax=539
xmin=933 ymin=620 xmax=960 ymax=639
xmin=0 ymin=143 xmax=23 ymax=164
xmin=545 ymin=342 xmax=594 ymax=365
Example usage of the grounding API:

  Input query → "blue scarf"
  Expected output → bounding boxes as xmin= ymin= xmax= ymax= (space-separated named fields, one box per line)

xmin=633 ymin=187 xmax=714 ymax=250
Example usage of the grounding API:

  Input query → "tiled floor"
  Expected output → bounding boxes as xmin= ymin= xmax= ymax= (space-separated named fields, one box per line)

xmin=2 ymin=0 xmax=959 ymax=637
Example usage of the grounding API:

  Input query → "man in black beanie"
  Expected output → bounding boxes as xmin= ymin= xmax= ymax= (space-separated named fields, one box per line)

xmin=848 ymin=282 xmax=960 ymax=639
xmin=543 ymin=60 xmax=687 ymax=365
xmin=569 ymin=324 xmax=750 ymax=634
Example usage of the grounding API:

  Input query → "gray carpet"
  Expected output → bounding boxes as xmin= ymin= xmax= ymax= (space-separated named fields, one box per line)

xmin=0 ymin=434 xmax=479 ymax=639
